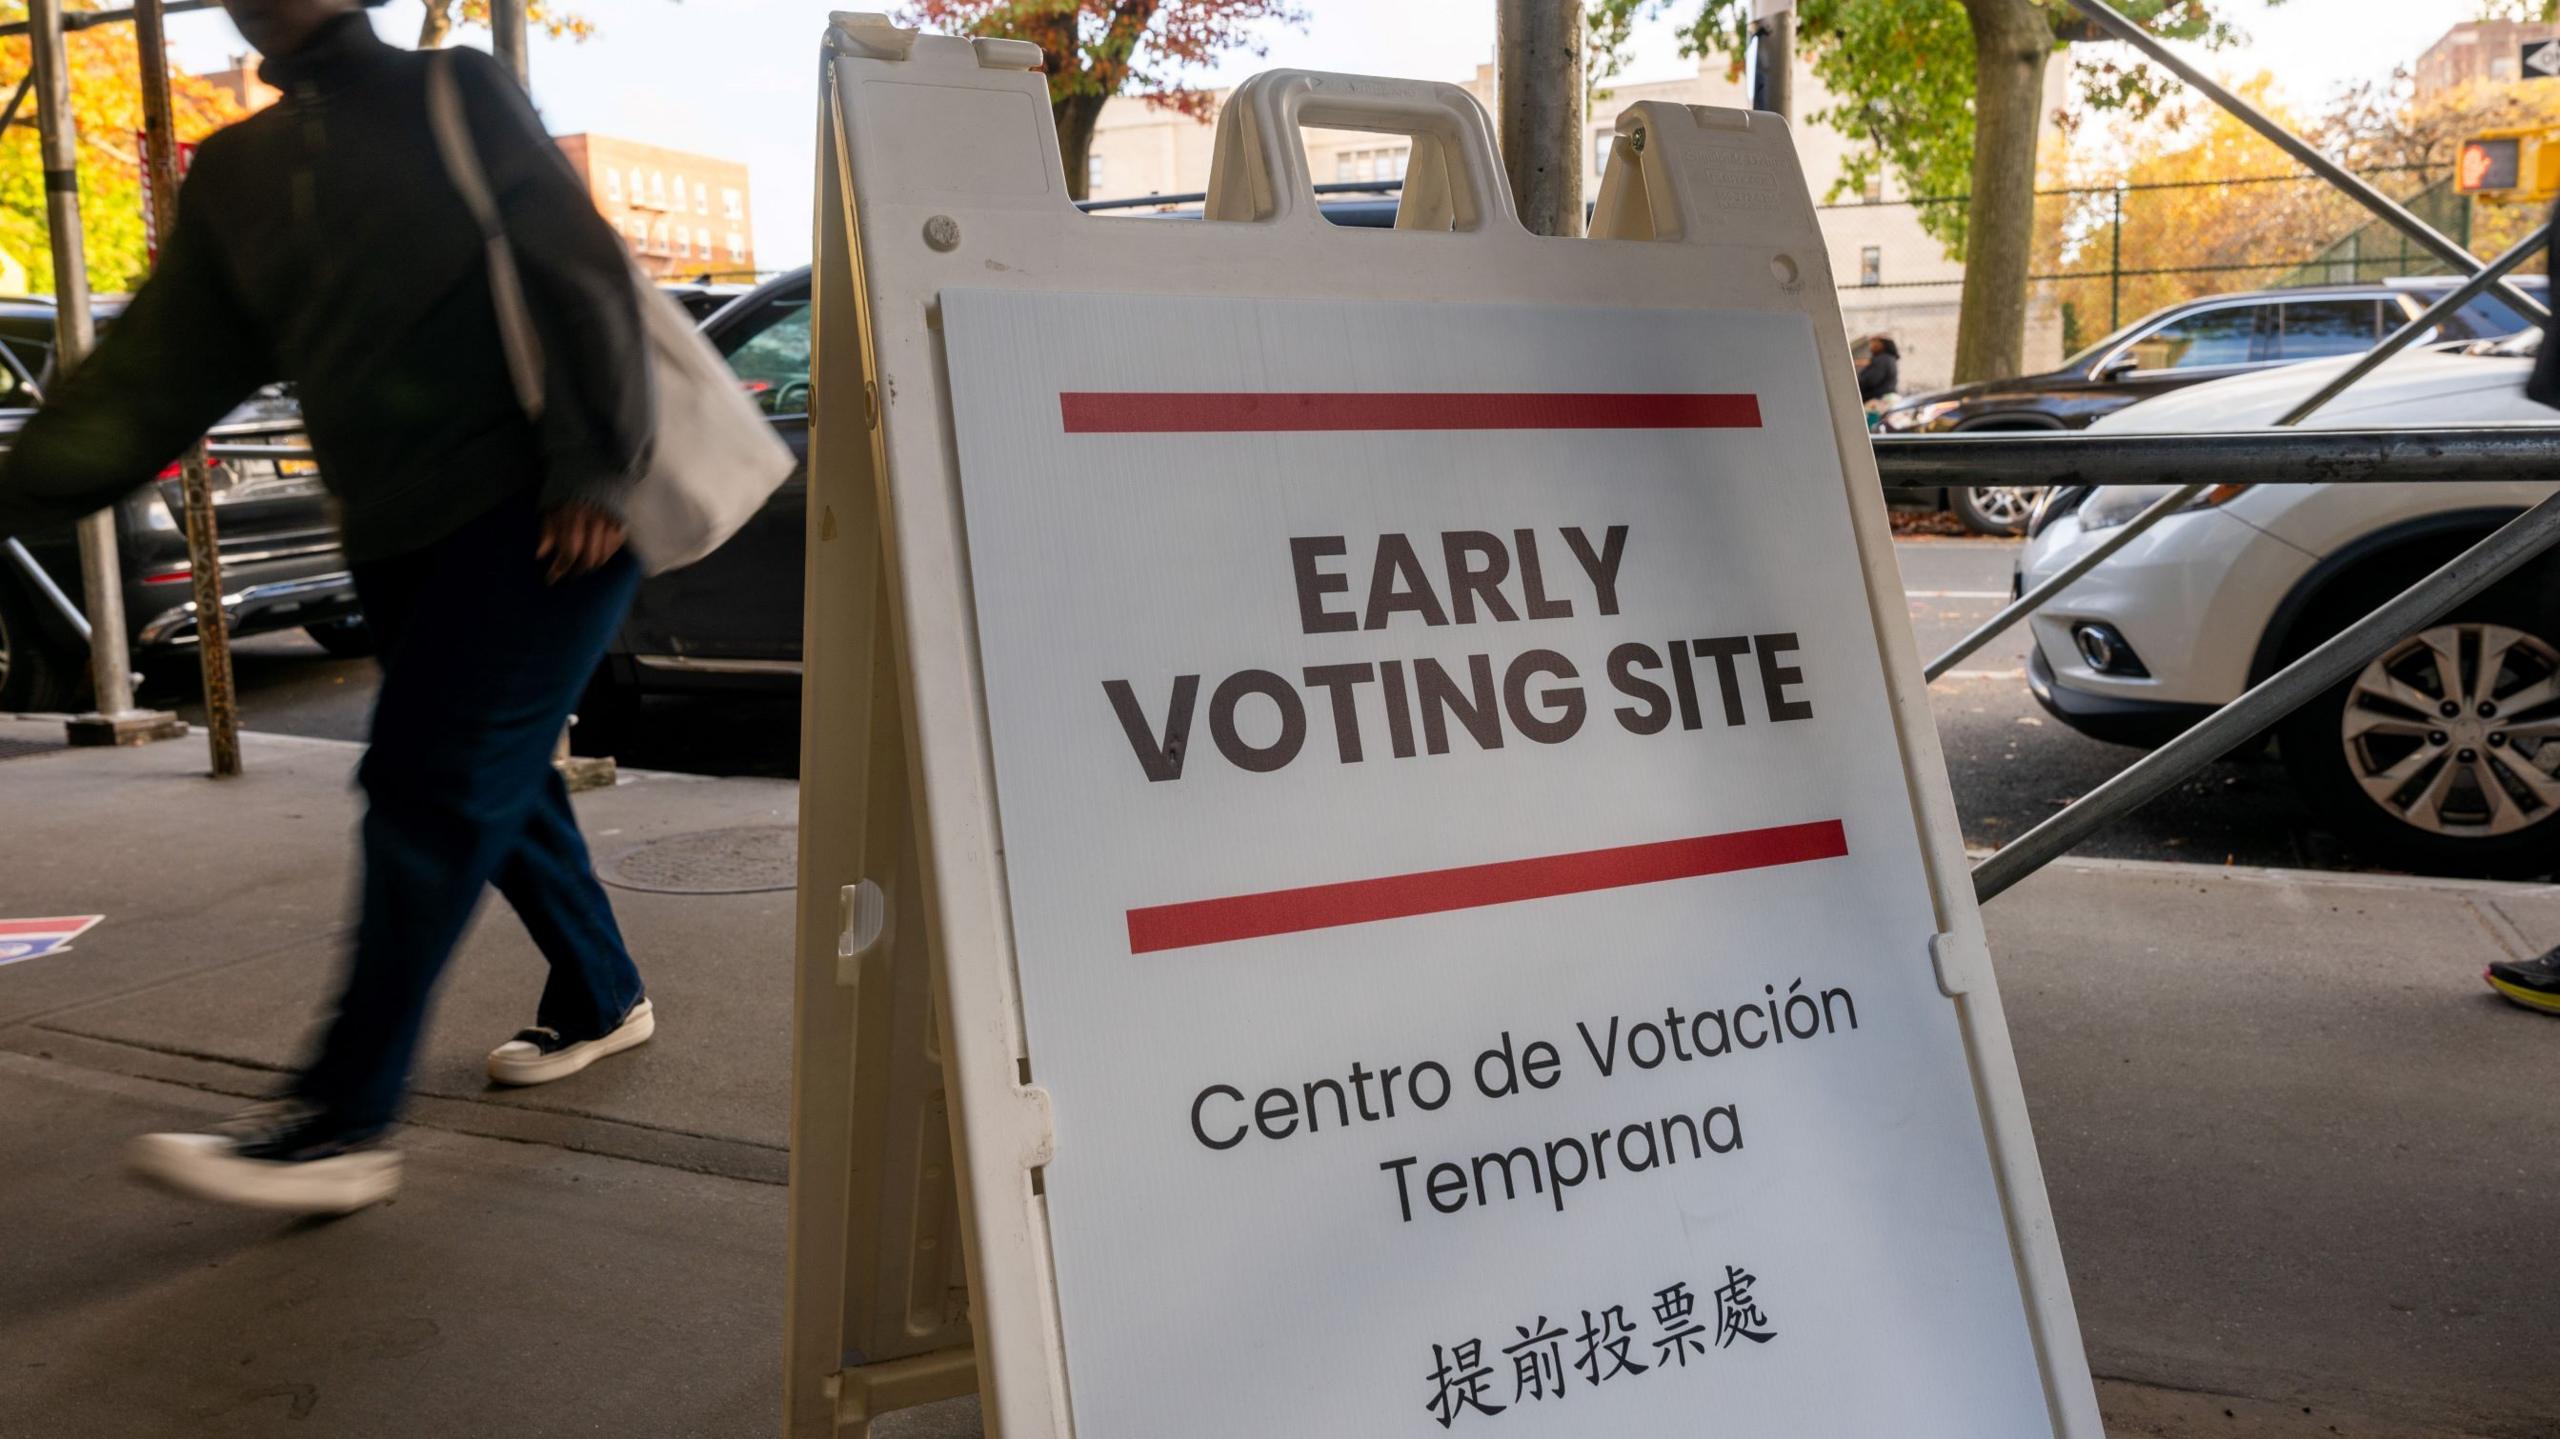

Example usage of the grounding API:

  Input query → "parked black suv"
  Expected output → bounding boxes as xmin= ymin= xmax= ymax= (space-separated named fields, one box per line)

xmin=1879 ymin=277 xmax=2550 ymax=535
xmin=0 ymin=298 xmax=361 ymax=711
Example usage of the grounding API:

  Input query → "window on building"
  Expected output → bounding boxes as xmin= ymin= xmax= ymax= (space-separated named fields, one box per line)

xmin=1859 ymin=247 xmax=1882 ymax=287
xmin=1089 ymin=153 xmax=1109 ymax=191
xmin=604 ymin=168 xmax=622 ymax=203
xmin=677 ymin=229 xmax=693 ymax=260
xmin=650 ymin=171 xmax=667 ymax=208
xmin=1862 ymin=171 xmax=1883 ymax=204
xmin=722 ymin=187 xmax=743 ymax=220
xmin=651 ymin=220 xmax=669 ymax=254
xmin=727 ymin=231 xmax=746 ymax=263
xmin=693 ymin=180 xmax=708 ymax=214
xmin=628 ymin=167 xmax=646 ymax=207
xmin=1333 ymin=147 xmax=1410 ymax=185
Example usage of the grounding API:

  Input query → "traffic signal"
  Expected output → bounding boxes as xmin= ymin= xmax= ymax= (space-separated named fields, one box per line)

xmin=2459 ymin=127 xmax=2560 ymax=205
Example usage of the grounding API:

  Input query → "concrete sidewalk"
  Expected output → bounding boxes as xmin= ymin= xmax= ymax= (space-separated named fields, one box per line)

xmin=1 ymin=717 xmax=2556 ymax=1437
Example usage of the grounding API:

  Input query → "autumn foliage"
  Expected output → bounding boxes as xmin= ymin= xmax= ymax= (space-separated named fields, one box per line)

xmin=899 ymin=0 xmax=1305 ymax=198
xmin=2 ymin=0 xmax=245 ymax=295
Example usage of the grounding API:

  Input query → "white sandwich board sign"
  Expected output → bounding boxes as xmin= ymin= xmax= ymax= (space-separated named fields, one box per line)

xmin=791 ymin=17 xmax=2098 ymax=1439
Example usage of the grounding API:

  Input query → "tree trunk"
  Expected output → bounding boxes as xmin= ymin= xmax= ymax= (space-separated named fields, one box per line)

xmin=1054 ymin=93 xmax=1107 ymax=202
xmin=1952 ymin=0 xmax=2053 ymax=384
xmin=418 ymin=0 xmax=454 ymax=49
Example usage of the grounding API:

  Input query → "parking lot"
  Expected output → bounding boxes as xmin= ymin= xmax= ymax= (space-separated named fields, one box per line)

xmin=151 ymin=533 xmax=2421 ymax=879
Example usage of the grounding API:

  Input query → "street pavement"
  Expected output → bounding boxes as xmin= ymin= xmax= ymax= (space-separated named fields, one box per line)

xmin=156 ymin=536 xmax=2459 ymax=877
xmin=3 ymin=718 xmax=2558 ymax=1436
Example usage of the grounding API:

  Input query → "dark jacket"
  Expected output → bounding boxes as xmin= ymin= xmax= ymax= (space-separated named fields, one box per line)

xmin=0 ymin=14 xmax=649 ymax=563
xmin=1857 ymin=339 xmax=1900 ymax=403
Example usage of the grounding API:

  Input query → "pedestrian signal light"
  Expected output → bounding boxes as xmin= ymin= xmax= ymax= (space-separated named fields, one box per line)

xmin=2459 ymin=128 xmax=2560 ymax=205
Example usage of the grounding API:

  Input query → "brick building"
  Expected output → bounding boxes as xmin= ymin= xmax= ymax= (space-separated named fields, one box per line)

xmin=2417 ymin=19 xmax=2560 ymax=100
xmin=554 ymin=134 xmax=756 ymax=280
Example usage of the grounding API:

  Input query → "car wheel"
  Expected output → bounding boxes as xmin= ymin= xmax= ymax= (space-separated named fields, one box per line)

xmin=1949 ymin=485 xmax=2042 ymax=537
xmin=570 ymin=661 xmax=643 ymax=759
xmin=2282 ymin=617 xmax=2560 ymax=875
xmin=0 ymin=574 xmax=84 ymax=713
xmin=304 ymin=617 xmax=377 ymax=659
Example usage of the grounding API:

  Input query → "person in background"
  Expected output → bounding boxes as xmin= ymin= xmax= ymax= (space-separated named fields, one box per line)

xmin=0 ymin=0 xmax=658 ymax=1212
xmin=1856 ymin=334 xmax=1901 ymax=406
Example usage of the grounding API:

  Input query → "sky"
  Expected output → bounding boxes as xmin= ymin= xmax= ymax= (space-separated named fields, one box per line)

xmin=164 ymin=0 xmax=2475 ymax=273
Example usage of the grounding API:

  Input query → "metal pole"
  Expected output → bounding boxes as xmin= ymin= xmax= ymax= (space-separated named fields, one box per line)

xmin=1751 ymin=0 xmax=1793 ymax=121
xmin=1876 ymin=428 xmax=2560 ymax=490
xmin=490 ymin=0 xmax=528 ymax=87
xmin=1496 ymin=0 xmax=1584 ymax=238
xmin=2107 ymin=187 xmax=2122 ymax=331
xmin=1915 ymin=223 xmax=2553 ymax=684
xmin=28 ymin=0 xmax=177 ymax=745
xmin=1974 ymin=489 xmax=2560 ymax=902
xmin=2067 ymin=0 xmax=2547 ymax=328
xmin=133 ymin=0 xmax=240 ymax=777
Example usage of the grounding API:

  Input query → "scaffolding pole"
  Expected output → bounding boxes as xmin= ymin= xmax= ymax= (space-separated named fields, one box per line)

xmin=133 ymin=0 xmax=240 ymax=776
xmin=25 ymin=0 xmax=182 ymax=747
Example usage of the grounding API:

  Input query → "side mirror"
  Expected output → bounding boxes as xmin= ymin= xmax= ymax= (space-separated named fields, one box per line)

xmin=2094 ymin=353 xmax=2139 ymax=381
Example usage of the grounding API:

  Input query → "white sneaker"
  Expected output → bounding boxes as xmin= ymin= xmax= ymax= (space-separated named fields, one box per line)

xmin=486 ymin=998 xmax=655 ymax=1086
xmin=129 ymin=1102 xmax=402 ymax=1215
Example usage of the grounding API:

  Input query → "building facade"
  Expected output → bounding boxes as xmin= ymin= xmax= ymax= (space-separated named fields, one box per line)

xmin=1084 ymin=57 xmax=2066 ymax=392
xmin=2417 ymin=19 xmax=2560 ymax=100
xmin=555 ymin=134 xmax=756 ymax=280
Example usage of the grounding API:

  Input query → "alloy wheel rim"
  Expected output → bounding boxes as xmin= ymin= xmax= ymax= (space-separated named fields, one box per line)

xmin=2341 ymin=622 xmax=2560 ymax=839
xmin=1974 ymin=486 xmax=2039 ymax=527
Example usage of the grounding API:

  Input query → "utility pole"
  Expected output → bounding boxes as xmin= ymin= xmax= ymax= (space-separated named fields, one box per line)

xmin=491 ymin=0 xmax=528 ymax=86
xmin=1496 ymin=0 xmax=1585 ymax=238
xmin=134 ymin=0 xmax=241 ymax=777
xmin=26 ymin=0 xmax=183 ymax=748
xmin=1751 ymin=0 xmax=1794 ymax=121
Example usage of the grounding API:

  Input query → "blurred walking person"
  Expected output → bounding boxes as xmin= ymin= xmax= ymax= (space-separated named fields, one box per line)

xmin=0 ymin=0 xmax=658 ymax=1213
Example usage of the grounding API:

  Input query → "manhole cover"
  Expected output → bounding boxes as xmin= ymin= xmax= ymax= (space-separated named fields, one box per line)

xmin=598 ymin=825 xmax=797 ymax=894
xmin=0 ymin=734 xmax=68 ymax=762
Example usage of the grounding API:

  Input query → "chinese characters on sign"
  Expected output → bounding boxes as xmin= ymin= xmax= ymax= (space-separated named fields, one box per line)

xmin=1426 ymin=1270 xmax=1777 ymax=1428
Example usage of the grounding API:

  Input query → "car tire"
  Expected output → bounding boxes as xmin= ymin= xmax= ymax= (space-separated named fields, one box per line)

xmin=1949 ymin=484 xmax=2041 ymax=538
xmin=2281 ymin=589 xmax=2560 ymax=877
xmin=0 ymin=572 xmax=85 ymax=714
xmin=304 ymin=617 xmax=377 ymax=659
xmin=570 ymin=661 xmax=643 ymax=759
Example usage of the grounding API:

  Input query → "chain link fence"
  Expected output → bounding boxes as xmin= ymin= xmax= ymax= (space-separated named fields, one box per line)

xmin=1821 ymin=165 xmax=2536 ymax=396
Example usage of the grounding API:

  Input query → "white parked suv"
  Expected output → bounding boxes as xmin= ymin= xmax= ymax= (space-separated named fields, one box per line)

xmin=2014 ymin=333 xmax=2560 ymax=872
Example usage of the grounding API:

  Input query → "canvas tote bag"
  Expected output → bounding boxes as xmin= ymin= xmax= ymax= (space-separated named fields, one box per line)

xmin=426 ymin=52 xmax=796 ymax=575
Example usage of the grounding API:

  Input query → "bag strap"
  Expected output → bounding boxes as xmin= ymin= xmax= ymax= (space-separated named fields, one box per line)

xmin=426 ymin=51 xmax=547 ymax=420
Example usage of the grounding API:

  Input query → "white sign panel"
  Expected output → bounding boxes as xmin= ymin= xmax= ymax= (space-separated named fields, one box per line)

xmin=942 ymin=289 xmax=2050 ymax=1436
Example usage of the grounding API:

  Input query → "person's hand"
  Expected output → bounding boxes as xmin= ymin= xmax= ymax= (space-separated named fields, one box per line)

xmin=537 ymin=503 xmax=625 ymax=583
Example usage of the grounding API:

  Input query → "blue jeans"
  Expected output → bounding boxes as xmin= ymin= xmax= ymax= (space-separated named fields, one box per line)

xmin=295 ymin=494 xmax=644 ymax=1136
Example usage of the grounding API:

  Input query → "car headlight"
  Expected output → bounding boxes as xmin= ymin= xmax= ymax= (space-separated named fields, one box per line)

xmin=1882 ymin=399 xmax=1964 ymax=432
xmin=2076 ymin=483 xmax=2249 ymax=531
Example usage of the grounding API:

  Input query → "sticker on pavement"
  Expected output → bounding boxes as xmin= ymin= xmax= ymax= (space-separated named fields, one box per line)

xmin=0 ymin=915 xmax=103 ymax=967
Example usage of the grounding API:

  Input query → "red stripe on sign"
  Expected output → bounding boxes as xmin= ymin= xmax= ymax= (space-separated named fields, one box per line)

xmin=1058 ymin=391 xmax=1763 ymax=434
xmin=0 ymin=917 xmax=99 ymax=937
xmin=1125 ymin=820 xmax=1847 ymax=955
